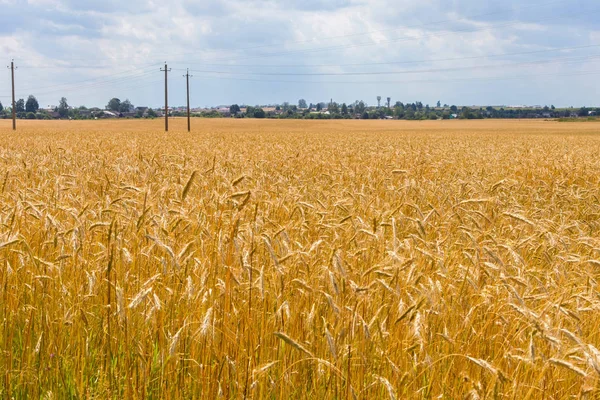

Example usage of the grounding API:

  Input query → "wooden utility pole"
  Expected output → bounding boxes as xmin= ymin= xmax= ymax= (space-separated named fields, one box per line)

xmin=160 ymin=62 xmax=171 ymax=132
xmin=8 ymin=60 xmax=16 ymax=130
xmin=183 ymin=69 xmax=193 ymax=132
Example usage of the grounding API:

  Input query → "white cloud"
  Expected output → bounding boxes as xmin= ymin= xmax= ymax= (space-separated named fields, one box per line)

xmin=0 ymin=0 xmax=598 ymax=108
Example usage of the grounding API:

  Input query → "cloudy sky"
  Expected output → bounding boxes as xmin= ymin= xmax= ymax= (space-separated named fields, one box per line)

xmin=1 ymin=0 xmax=599 ymax=109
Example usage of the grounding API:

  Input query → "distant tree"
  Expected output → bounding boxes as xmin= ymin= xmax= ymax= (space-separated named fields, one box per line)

xmin=71 ymin=109 xmax=82 ymax=119
xmin=79 ymin=105 xmax=88 ymax=110
xmin=107 ymin=98 xmax=121 ymax=112
xmin=58 ymin=97 xmax=69 ymax=118
xmin=119 ymin=99 xmax=133 ymax=113
xmin=578 ymin=107 xmax=590 ymax=117
xmin=394 ymin=105 xmax=405 ymax=118
xmin=551 ymin=105 xmax=556 ymax=110
xmin=460 ymin=107 xmax=475 ymax=119
xmin=341 ymin=103 xmax=348 ymax=115
xmin=0 ymin=101 xmax=3 ymax=112
xmin=329 ymin=102 xmax=339 ymax=114
xmin=298 ymin=99 xmax=307 ymax=109
xmin=26 ymin=112 xmax=36 ymax=119
xmin=355 ymin=101 xmax=366 ymax=115
xmin=450 ymin=105 xmax=458 ymax=113
xmin=436 ymin=100 xmax=441 ymax=108
xmin=15 ymin=99 xmax=25 ymax=113
xmin=316 ymin=103 xmax=322 ymax=112
xmin=147 ymin=108 xmax=157 ymax=118
xmin=253 ymin=108 xmax=266 ymax=118
xmin=26 ymin=95 xmax=39 ymax=113
xmin=230 ymin=104 xmax=241 ymax=115
xmin=282 ymin=102 xmax=290 ymax=112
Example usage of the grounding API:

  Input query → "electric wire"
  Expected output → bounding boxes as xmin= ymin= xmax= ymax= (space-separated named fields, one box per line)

xmin=178 ymin=44 xmax=600 ymax=69
xmin=173 ymin=53 xmax=600 ymax=76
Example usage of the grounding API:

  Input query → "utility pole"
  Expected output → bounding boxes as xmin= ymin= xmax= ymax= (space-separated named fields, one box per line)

xmin=160 ymin=62 xmax=171 ymax=132
xmin=7 ymin=60 xmax=16 ymax=130
xmin=183 ymin=69 xmax=193 ymax=132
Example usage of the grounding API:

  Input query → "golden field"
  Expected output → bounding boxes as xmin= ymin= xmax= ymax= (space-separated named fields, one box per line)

xmin=1 ymin=118 xmax=600 ymax=399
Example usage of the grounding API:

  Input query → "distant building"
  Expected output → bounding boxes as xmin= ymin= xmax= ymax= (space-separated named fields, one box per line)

xmin=102 ymin=111 xmax=119 ymax=118
xmin=589 ymin=111 xmax=597 ymax=116
xmin=217 ymin=107 xmax=231 ymax=117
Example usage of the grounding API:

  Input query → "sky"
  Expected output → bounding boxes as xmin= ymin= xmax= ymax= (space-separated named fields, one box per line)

xmin=0 ymin=0 xmax=599 ymax=109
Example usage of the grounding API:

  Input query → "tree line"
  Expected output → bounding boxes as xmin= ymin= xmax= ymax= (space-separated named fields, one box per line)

xmin=0 ymin=96 xmax=158 ymax=120
xmin=224 ymin=100 xmax=599 ymax=120
xmin=1 ymin=95 xmax=598 ymax=121
xmin=0 ymin=95 xmax=74 ymax=120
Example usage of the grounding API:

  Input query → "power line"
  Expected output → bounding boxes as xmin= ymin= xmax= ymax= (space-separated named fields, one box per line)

xmin=19 ymin=41 xmax=598 ymax=74
xmin=18 ymin=42 xmax=595 ymax=99
xmin=193 ymin=68 xmax=600 ymax=85
xmin=16 ymin=76 xmax=165 ymax=99
xmin=180 ymin=44 xmax=600 ymax=69
xmin=16 ymin=68 xmax=159 ymax=95
xmin=7 ymin=51 xmax=598 ymax=105
xmin=176 ymin=53 xmax=600 ymax=77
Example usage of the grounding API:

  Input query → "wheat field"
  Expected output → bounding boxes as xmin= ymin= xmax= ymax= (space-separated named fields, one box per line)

xmin=1 ymin=119 xmax=600 ymax=399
